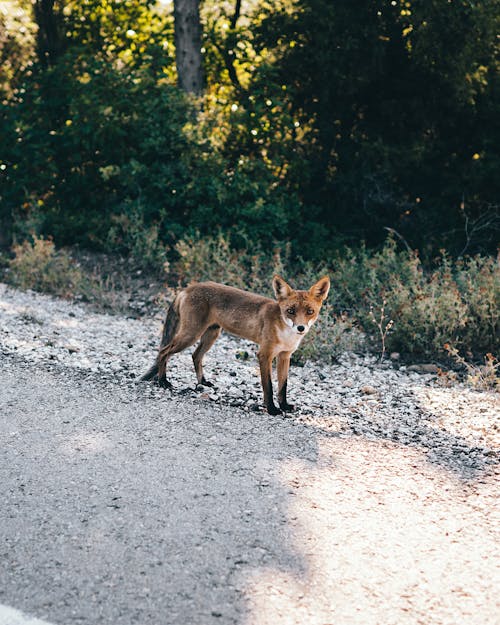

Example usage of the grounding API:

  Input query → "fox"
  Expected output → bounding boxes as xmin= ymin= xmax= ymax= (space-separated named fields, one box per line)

xmin=140 ymin=274 xmax=330 ymax=415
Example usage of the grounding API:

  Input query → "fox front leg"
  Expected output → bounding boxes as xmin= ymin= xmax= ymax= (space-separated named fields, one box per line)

xmin=257 ymin=350 xmax=282 ymax=415
xmin=277 ymin=351 xmax=295 ymax=412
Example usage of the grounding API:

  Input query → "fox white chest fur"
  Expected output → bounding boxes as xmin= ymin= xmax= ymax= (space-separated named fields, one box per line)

xmin=274 ymin=324 xmax=306 ymax=354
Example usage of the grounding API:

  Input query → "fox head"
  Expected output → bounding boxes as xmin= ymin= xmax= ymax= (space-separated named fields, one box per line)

xmin=273 ymin=274 xmax=330 ymax=336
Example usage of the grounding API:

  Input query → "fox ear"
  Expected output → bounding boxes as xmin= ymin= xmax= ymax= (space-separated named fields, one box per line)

xmin=309 ymin=276 xmax=330 ymax=301
xmin=273 ymin=275 xmax=293 ymax=301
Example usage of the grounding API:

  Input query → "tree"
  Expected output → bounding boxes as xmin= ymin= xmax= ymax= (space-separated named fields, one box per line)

xmin=249 ymin=0 xmax=500 ymax=254
xmin=174 ymin=0 xmax=204 ymax=95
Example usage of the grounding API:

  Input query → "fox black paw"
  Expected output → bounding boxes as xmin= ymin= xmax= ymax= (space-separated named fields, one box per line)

xmin=279 ymin=403 xmax=295 ymax=412
xmin=267 ymin=405 xmax=283 ymax=416
xmin=157 ymin=377 xmax=172 ymax=389
xmin=200 ymin=377 xmax=214 ymax=387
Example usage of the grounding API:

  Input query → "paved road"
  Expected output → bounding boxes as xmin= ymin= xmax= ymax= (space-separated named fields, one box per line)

xmin=1 ymin=356 xmax=498 ymax=625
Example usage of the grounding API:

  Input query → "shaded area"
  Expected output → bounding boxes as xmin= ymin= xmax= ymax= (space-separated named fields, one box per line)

xmin=0 ymin=358 xmax=314 ymax=625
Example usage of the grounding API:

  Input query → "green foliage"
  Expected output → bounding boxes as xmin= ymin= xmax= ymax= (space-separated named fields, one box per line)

xmin=1 ymin=52 xmax=194 ymax=247
xmin=245 ymin=0 xmax=500 ymax=255
xmin=0 ymin=0 xmax=299 ymax=259
xmin=0 ymin=0 xmax=499 ymax=264
xmin=8 ymin=235 xmax=83 ymax=297
xmin=332 ymin=238 xmax=500 ymax=359
xmin=170 ymin=231 xmax=291 ymax=294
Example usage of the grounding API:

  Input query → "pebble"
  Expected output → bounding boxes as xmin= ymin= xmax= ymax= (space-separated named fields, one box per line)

xmin=407 ymin=364 xmax=440 ymax=374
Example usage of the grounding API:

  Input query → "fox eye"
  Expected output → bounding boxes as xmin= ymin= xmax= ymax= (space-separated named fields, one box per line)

xmin=306 ymin=308 xmax=315 ymax=315
xmin=286 ymin=308 xmax=296 ymax=315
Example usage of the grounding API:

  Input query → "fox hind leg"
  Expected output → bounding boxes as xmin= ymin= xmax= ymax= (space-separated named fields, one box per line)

xmin=157 ymin=331 xmax=201 ymax=388
xmin=192 ymin=324 xmax=221 ymax=386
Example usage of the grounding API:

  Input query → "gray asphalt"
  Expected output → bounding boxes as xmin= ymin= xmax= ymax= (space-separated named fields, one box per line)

xmin=1 ymin=356 xmax=316 ymax=625
xmin=2 ymin=355 xmax=499 ymax=625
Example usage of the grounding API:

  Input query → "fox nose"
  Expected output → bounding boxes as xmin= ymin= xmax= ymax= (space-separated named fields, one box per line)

xmin=297 ymin=325 xmax=305 ymax=333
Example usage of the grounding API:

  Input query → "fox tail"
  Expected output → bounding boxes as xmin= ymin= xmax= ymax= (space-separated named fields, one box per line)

xmin=139 ymin=298 xmax=180 ymax=381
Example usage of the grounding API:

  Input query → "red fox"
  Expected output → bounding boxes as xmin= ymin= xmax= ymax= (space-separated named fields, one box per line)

xmin=141 ymin=275 xmax=330 ymax=414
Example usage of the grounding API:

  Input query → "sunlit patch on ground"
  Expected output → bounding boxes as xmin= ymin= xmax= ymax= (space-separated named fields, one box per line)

xmin=0 ymin=603 xmax=55 ymax=625
xmin=412 ymin=385 xmax=499 ymax=448
xmin=241 ymin=438 xmax=499 ymax=625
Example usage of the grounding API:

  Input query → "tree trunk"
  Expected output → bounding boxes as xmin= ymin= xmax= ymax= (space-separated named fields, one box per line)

xmin=33 ymin=0 xmax=65 ymax=68
xmin=174 ymin=0 xmax=204 ymax=95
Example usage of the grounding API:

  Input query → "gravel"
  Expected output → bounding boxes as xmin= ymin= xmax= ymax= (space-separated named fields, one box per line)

xmin=1 ymin=282 xmax=499 ymax=625
xmin=1 ymin=283 xmax=498 ymax=480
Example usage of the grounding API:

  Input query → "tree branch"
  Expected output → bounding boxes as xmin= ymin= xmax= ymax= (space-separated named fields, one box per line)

xmin=230 ymin=0 xmax=242 ymax=30
xmin=383 ymin=227 xmax=412 ymax=252
xmin=221 ymin=0 xmax=246 ymax=96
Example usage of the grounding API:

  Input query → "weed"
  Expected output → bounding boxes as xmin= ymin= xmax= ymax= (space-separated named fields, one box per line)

xmin=6 ymin=236 xmax=134 ymax=312
xmin=107 ymin=200 xmax=167 ymax=273
xmin=443 ymin=344 xmax=500 ymax=391
xmin=8 ymin=236 xmax=84 ymax=298
xmin=368 ymin=300 xmax=394 ymax=362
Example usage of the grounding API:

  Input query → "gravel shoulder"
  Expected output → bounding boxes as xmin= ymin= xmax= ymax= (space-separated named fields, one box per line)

xmin=1 ymin=283 xmax=499 ymax=625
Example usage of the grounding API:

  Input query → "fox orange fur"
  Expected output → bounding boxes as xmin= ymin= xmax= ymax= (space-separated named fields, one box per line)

xmin=141 ymin=275 xmax=330 ymax=414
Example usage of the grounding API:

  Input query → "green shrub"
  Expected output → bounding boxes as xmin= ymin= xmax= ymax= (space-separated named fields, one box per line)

xmin=170 ymin=231 xmax=292 ymax=295
xmin=332 ymin=239 xmax=499 ymax=359
xmin=295 ymin=307 xmax=365 ymax=364
xmin=8 ymin=236 xmax=83 ymax=297
xmin=6 ymin=235 xmax=140 ymax=312
xmin=106 ymin=199 xmax=167 ymax=273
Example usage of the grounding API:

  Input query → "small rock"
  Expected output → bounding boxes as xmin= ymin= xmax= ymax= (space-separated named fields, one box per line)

xmin=390 ymin=352 xmax=400 ymax=360
xmin=407 ymin=364 xmax=439 ymax=374
xmin=361 ymin=385 xmax=377 ymax=395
